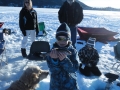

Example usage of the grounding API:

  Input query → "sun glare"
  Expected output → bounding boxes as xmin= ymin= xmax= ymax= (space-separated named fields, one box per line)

xmin=80 ymin=0 xmax=120 ymax=8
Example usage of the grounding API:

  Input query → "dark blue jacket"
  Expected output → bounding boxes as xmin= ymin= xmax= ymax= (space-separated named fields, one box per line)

xmin=47 ymin=42 xmax=79 ymax=90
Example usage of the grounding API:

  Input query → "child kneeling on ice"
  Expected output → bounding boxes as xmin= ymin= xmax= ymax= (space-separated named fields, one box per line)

xmin=78 ymin=37 xmax=102 ymax=76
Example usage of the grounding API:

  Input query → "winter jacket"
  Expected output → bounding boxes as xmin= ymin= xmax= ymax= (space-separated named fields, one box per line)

xmin=78 ymin=45 xmax=99 ymax=66
xmin=46 ymin=42 xmax=79 ymax=90
xmin=19 ymin=7 xmax=39 ymax=36
xmin=58 ymin=1 xmax=83 ymax=26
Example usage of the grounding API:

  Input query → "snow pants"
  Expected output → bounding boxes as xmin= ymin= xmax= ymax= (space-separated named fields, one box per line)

xmin=21 ymin=30 xmax=36 ymax=49
xmin=79 ymin=63 xmax=102 ymax=76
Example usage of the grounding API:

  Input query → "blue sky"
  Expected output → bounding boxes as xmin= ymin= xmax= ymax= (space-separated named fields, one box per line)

xmin=79 ymin=0 xmax=120 ymax=8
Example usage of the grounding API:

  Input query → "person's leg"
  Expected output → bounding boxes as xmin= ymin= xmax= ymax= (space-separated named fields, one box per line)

xmin=69 ymin=26 xmax=77 ymax=48
xmin=91 ymin=66 xmax=102 ymax=76
xmin=21 ymin=30 xmax=30 ymax=57
xmin=30 ymin=30 xmax=36 ymax=42
xmin=21 ymin=30 xmax=31 ymax=48
xmin=79 ymin=63 xmax=91 ymax=76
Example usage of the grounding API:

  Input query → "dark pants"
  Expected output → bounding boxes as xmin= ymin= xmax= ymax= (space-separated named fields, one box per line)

xmin=69 ymin=26 xmax=77 ymax=48
xmin=79 ymin=63 xmax=102 ymax=76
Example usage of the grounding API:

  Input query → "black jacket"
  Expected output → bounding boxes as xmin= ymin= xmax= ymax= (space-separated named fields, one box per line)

xmin=58 ymin=1 xmax=83 ymax=26
xmin=19 ymin=7 xmax=39 ymax=34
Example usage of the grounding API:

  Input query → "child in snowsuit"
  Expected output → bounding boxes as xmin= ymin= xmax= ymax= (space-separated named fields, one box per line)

xmin=46 ymin=23 xmax=79 ymax=90
xmin=78 ymin=37 xmax=102 ymax=76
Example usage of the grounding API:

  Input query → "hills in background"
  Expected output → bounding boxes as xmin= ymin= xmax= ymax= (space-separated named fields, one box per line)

xmin=0 ymin=0 xmax=120 ymax=11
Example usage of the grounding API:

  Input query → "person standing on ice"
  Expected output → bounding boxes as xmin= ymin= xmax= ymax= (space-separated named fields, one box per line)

xmin=58 ymin=0 xmax=83 ymax=48
xmin=46 ymin=22 xmax=79 ymax=90
xmin=19 ymin=0 xmax=39 ymax=58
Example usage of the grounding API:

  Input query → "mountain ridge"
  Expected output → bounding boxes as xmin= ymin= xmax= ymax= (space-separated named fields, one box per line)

xmin=0 ymin=0 xmax=120 ymax=11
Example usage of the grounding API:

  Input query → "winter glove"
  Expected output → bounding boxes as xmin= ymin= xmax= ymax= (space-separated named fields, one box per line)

xmin=80 ymin=63 xmax=85 ymax=69
xmin=22 ymin=30 xmax=26 ymax=36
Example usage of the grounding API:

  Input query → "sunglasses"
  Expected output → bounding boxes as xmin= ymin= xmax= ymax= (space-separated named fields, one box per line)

xmin=87 ymin=44 xmax=94 ymax=48
xmin=57 ymin=37 xmax=68 ymax=41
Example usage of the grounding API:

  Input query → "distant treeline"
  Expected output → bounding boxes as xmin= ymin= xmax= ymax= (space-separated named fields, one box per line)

xmin=0 ymin=0 xmax=64 ymax=7
xmin=0 ymin=0 xmax=120 ymax=11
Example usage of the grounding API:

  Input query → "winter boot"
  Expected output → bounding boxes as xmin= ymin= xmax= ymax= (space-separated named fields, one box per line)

xmin=21 ymin=48 xmax=27 ymax=58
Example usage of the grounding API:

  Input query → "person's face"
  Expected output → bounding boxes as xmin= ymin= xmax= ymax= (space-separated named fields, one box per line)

xmin=67 ymin=0 xmax=75 ymax=5
xmin=24 ymin=0 xmax=32 ymax=9
xmin=56 ymin=36 xmax=69 ymax=47
xmin=86 ymin=45 xmax=93 ymax=50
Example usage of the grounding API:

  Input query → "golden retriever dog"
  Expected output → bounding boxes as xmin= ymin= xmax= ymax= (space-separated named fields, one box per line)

xmin=6 ymin=66 xmax=49 ymax=90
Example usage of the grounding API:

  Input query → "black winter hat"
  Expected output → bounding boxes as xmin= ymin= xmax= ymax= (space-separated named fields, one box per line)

xmin=56 ymin=22 xmax=71 ymax=40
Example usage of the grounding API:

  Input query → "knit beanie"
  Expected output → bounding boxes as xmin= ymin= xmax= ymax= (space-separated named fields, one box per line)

xmin=86 ymin=37 xmax=96 ymax=47
xmin=56 ymin=22 xmax=71 ymax=40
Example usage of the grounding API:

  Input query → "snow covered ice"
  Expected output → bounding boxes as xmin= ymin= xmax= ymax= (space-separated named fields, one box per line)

xmin=0 ymin=7 xmax=120 ymax=90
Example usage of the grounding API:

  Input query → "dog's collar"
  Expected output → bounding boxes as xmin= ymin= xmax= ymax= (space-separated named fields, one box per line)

xmin=19 ymin=80 xmax=29 ymax=87
xmin=19 ymin=80 xmax=35 ymax=89
xmin=19 ymin=80 xmax=27 ymax=86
